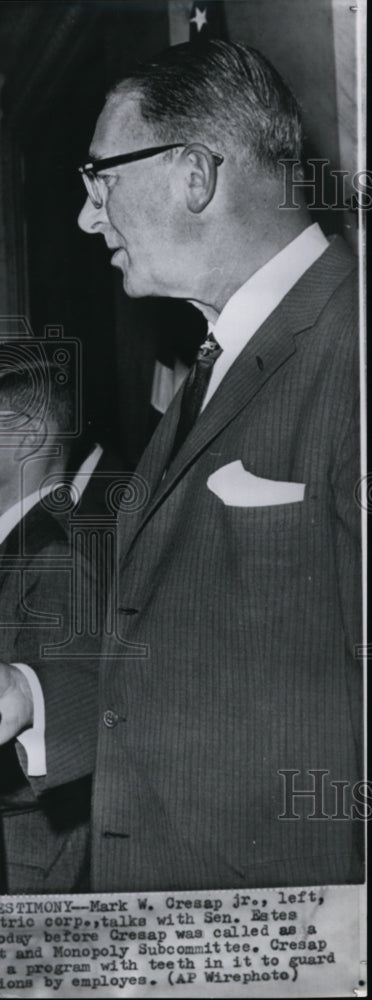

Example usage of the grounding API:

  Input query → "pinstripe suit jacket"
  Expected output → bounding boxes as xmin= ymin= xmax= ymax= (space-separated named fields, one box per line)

xmin=0 ymin=501 xmax=98 ymax=893
xmin=28 ymin=236 xmax=363 ymax=891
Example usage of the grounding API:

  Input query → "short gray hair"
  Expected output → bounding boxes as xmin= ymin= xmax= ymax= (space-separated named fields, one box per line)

xmin=109 ymin=40 xmax=302 ymax=174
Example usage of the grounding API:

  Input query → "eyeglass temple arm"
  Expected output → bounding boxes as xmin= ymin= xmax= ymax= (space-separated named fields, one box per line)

xmin=79 ymin=148 xmax=224 ymax=174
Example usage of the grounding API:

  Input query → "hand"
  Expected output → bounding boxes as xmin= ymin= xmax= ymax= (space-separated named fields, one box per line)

xmin=0 ymin=663 xmax=33 ymax=744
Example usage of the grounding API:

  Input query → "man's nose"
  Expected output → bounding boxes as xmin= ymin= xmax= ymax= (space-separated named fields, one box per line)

xmin=77 ymin=196 xmax=108 ymax=233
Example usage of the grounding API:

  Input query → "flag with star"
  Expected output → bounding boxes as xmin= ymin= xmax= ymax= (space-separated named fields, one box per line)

xmin=189 ymin=1 xmax=227 ymax=45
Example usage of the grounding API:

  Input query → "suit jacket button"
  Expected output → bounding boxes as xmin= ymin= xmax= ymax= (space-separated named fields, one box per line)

xmin=103 ymin=709 xmax=119 ymax=728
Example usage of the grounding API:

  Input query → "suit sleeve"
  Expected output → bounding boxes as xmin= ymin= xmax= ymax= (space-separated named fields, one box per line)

xmin=13 ymin=539 xmax=100 ymax=794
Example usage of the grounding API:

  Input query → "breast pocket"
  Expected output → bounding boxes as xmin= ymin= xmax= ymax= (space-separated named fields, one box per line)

xmin=211 ymin=492 xmax=327 ymax=625
xmin=217 ymin=492 xmax=321 ymax=552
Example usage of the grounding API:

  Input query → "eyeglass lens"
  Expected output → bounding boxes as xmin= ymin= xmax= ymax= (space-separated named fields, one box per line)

xmin=82 ymin=171 xmax=105 ymax=209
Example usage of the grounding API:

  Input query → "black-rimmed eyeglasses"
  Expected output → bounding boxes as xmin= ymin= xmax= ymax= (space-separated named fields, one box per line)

xmin=78 ymin=144 xmax=224 ymax=209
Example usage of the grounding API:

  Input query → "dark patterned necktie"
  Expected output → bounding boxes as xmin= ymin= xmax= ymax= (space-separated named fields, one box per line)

xmin=169 ymin=331 xmax=222 ymax=463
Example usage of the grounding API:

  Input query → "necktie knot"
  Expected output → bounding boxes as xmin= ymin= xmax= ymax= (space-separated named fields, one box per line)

xmin=196 ymin=333 xmax=222 ymax=363
xmin=168 ymin=331 xmax=222 ymax=465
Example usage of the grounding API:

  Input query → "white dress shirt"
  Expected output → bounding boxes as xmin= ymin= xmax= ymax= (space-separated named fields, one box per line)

xmin=0 ymin=484 xmax=60 ymax=547
xmin=0 ymin=445 xmax=103 ymax=546
xmin=69 ymin=441 xmax=103 ymax=496
xmin=151 ymin=358 xmax=189 ymax=415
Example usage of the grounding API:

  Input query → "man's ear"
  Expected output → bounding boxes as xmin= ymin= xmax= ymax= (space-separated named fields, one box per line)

xmin=181 ymin=143 xmax=220 ymax=214
xmin=13 ymin=419 xmax=47 ymax=461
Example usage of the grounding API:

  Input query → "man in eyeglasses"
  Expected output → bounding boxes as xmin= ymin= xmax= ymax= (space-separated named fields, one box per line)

xmin=0 ymin=40 xmax=362 ymax=891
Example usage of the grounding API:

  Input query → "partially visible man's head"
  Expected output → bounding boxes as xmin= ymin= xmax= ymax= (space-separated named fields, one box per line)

xmin=0 ymin=350 xmax=74 ymax=501
xmin=78 ymin=40 xmax=303 ymax=304
xmin=0 ymin=352 xmax=74 ymax=437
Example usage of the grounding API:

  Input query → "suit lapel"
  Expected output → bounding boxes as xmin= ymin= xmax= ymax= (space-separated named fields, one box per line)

xmin=122 ymin=236 xmax=356 ymax=548
xmin=0 ymin=502 xmax=68 ymax=561
xmin=133 ymin=317 xmax=297 ymax=534
xmin=134 ymin=387 xmax=183 ymax=496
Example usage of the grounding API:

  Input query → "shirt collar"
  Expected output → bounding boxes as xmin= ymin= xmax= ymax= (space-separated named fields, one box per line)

xmin=0 ymin=444 xmax=105 ymax=547
xmin=71 ymin=442 xmax=103 ymax=496
xmin=210 ymin=223 xmax=329 ymax=354
xmin=0 ymin=483 xmax=61 ymax=547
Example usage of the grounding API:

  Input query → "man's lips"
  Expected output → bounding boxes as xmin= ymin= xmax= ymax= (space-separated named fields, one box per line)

xmin=109 ymin=248 xmax=127 ymax=266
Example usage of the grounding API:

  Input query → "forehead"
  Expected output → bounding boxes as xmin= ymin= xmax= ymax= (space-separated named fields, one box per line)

xmin=89 ymin=90 xmax=153 ymax=159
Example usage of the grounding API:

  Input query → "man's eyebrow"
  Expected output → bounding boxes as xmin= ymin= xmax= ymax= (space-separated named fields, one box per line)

xmin=87 ymin=146 xmax=108 ymax=161
xmin=87 ymin=151 xmax=116 ymax=167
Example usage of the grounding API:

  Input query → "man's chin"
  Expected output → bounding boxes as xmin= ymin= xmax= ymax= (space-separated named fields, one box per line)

xmin=120 ymin=268 xmax=155 ymax=299
xmin=111 ymin=255 xmax=158 ymax=298
xmin=111 ymin=254 xmax=139 ymax=296
xmin=120 ymin=272 xmax=144 ymax=298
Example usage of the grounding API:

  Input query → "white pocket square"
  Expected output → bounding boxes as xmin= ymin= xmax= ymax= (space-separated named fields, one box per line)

xmin=207 ymin=461 xmax=305 ymax=507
